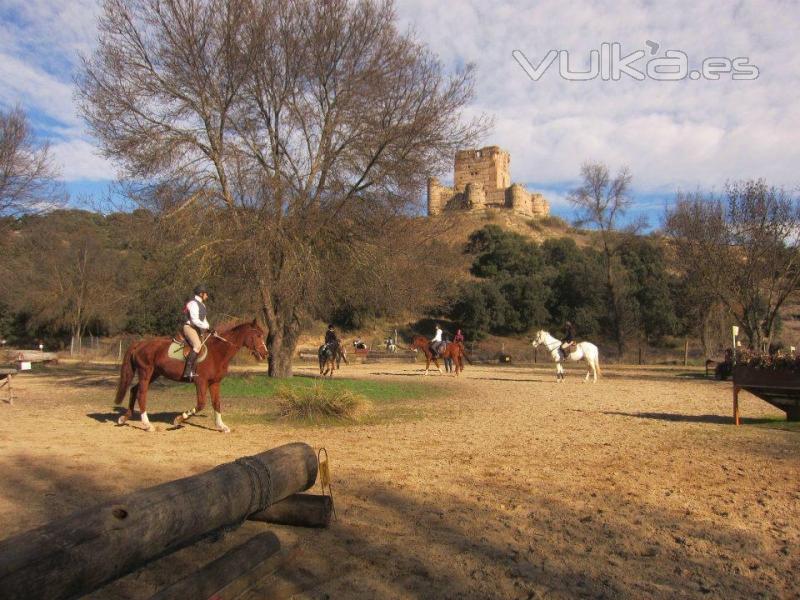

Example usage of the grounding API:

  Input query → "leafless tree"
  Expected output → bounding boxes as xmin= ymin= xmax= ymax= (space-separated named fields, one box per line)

xmin=665 ymin=180 xmax=800 ymax=350
xmin=568 ymin=162 xmax=634 ymax=354
xmin=78 ymin=0 xmax=485 ymax=376
xmin=0 ymin=106 xmax=60 ymax=217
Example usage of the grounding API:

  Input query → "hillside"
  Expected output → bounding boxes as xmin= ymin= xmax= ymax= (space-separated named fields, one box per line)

xmin=428 ymin=210 xmax=589 ymax=249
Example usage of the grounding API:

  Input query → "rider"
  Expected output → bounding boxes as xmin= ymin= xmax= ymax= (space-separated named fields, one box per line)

xmin=182 ymin=285 xmax=212 ymax=381
xmin=431 ymin=323 xmax=444 ymax=357
xmin=560 ymin=320 xmax=576 ymax=359
xmin=453 ymin=329 xmax=465 ymax=345
xmin=324 ymin=324 xmax=340 ymax=350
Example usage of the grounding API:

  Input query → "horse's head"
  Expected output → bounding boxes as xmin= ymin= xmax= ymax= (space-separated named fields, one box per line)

xmin=409 ymin=336 xmax=426 ymax=353
xmin=241 ymin=319 xmax=268 ymax=360
xmin=531 ymin=330 xmax=547 ymax=347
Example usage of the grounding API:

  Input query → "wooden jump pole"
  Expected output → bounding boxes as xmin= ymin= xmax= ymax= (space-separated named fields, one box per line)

xmin=248 ymin=493 xmax=333 ymax=528
xmin=150 ymin=532 xmax=281 ymax=600
xmin=0 ymin=442 xmax=317 ymax=600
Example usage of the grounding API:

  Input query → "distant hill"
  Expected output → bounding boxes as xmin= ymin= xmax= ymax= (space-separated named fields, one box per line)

xmin=428 ymin=210 xmax=590 ymax=250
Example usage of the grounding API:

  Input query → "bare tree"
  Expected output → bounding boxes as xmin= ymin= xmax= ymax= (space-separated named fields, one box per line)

xmin=78 ymin=0 xmax=485 ymax=376
xmin=0 ymin=106 xmax=60 ymax=217
xmin=568 ymin=162 xmax=634 ymax=354
xmin=665 ymin=180 xmax=800 ymax=350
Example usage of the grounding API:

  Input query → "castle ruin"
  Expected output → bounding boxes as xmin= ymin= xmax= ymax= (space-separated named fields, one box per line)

xmin=427 ymin=146 xmax=550 ymax=218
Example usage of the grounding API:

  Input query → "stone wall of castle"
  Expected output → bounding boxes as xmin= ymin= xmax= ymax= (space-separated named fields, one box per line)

xmin=427 ymin=146 xmax=550 ymax=219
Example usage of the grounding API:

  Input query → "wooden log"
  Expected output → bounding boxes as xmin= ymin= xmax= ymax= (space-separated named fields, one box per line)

xmin=248 ymin=493 xmax=333 ymax=528
xmin=150 ymin=532 xmax=281 ymax=600
xmin=0 ymin=442 xmax=317 ymax=600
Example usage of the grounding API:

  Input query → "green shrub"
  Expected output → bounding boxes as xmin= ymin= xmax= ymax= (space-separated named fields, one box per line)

xmin=275 ymin=383 xmax=371 ymax=422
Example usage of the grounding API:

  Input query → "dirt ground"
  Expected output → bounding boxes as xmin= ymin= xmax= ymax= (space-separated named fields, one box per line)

xmin=0 ymin=360 xmax=798 ymax=599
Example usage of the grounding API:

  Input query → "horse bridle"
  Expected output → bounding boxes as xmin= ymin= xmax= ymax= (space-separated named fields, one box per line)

xmin=535 ymin=336 xmax=562 ymax=354
xmin=202 ymin=327 xmax=267 ymax=360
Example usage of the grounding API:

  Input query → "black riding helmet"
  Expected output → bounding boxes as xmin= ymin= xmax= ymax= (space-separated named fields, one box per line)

xmin=194 ymin=284 xmax=209 ymax=297
xmin=328 ymin=324 xmax=335 ymax=330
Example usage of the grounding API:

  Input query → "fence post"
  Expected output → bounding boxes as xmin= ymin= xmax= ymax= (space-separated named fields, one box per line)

xmin=683 ymin=338 xmax=689 ymax=366
xmin=118 ymin=340 xmax=122 ymax=363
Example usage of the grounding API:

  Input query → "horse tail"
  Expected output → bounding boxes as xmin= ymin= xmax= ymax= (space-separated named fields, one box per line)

xmin=114 ymin=344 xmax=137 ymax=405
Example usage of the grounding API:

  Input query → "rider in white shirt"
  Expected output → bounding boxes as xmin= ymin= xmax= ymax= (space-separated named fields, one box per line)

xmin=182 ymin=285 xmax=212 ymax=380
xmin=431 ymin=324 xmax=444 ymax=356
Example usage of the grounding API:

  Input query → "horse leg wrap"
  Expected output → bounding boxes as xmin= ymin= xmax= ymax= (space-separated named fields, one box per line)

xmin=182 ymin=407 xmax=197 ymax=420
xmin=141 ymin=412 xmax=155 ymax=432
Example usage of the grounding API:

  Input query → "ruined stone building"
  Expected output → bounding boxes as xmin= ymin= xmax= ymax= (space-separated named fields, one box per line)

xmin=427 ymin=146 xmax=550 ymax=218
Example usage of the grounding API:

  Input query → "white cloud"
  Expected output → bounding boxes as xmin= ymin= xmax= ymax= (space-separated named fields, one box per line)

xmin=49 ymin=138 xmax=116 ymax=181
xmin=0 ymin=52 xmax=78 ymax=126
xmin=396 ymin=0 xmax=800 ymax=197
xmin=2 ymin=0 xmax=798 ymax=201
xmin=0 ymin=0 xmax=102 ymax=181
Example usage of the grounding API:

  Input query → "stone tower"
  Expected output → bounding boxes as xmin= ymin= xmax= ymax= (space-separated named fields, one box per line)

xmin=426 ymin=145 xmax=550 ymax=219
xmin=454 ymin=146 xmax=510 ymax=192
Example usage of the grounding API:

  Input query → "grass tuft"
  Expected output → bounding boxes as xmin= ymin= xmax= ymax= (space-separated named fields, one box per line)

xmin=275 ymin=382 xmax=371 ymax=422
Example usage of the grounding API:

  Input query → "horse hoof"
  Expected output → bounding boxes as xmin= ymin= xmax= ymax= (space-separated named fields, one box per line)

xmin=145 ymin=425 xmax=156 ymax=433
xmin=172 ymin=415 xmax=184 ymax=426
xmin=218 ymin=426 xmax=231 ymax=434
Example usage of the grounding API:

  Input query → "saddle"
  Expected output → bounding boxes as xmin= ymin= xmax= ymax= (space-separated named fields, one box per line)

xmin=560 ymin=341 xmax=577 ymax=358
xmin=430 ymin=341 xmax=447 ymax=357
xmin=168 ymin=338 xmax=208 ymax=363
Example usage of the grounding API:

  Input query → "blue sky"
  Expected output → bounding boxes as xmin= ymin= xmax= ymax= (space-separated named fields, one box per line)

xmin=2 ymin=0 xmax=798 ymax=227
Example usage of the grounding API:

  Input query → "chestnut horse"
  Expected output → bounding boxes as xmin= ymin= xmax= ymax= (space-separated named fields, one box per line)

xmin=114 ymin=320 xmax=267 ymax=432
xmin=409 ymin=336 xmax=467 ymax=375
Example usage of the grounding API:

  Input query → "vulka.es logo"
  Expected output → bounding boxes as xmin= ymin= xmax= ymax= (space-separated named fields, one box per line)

xmin=512 ymin=42 xmax=759 ymax=82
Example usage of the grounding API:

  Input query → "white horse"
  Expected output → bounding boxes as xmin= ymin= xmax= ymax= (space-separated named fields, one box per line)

xmin=531 ymin=330 xmax=601 ymax=383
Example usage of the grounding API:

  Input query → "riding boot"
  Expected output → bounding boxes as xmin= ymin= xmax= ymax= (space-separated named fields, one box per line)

xmin=183 ymin=350 xmax=198 ymax=381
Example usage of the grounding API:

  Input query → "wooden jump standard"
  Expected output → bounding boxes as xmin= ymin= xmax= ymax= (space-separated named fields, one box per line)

xmin=0 ymin=442 xmax=318 ymax=600
xmin=733 ymin=365 xmax=800 ymax=425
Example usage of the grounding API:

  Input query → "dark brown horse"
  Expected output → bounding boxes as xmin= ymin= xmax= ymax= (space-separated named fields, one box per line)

xmin=409 ymin=336 xmax=468 ymax=375
xmin=318 ymin=341 xmax=348 ymax=377
xmin=114 ymin=320 xmax=267 ymax=432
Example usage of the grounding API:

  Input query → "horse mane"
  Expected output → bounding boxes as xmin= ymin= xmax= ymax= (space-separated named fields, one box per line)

xmin=215 ymin=319 xmax=242 ymax=333
xmin=216 ymin=319 xmax=263 ymax=334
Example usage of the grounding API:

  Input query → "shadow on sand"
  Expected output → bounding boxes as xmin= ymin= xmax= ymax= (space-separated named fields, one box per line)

xmin=86 ymin=406 xmax=216 ymax=430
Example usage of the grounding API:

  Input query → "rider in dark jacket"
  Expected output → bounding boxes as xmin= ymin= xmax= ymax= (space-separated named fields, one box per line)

xmin=560 ymin=321 xmax=576 ymax=359
xmin=324 ymin=324 xmax=339 ymax=348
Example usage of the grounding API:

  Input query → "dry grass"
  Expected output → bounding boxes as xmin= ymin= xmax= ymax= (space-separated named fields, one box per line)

xmin=275 ymin=382 xmax=371 ymax=422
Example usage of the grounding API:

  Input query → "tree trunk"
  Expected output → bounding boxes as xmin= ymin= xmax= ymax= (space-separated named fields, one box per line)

xmin=266 ymin=319 xmax=301 ymax=378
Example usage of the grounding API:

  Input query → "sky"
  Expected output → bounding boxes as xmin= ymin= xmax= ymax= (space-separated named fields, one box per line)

xmin=1 ymin=0 xmax=798 ymax=225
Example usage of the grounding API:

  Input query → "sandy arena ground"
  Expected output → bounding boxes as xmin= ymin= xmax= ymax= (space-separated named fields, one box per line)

xmin=0 ymin=360 xmax=798 ymax=599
